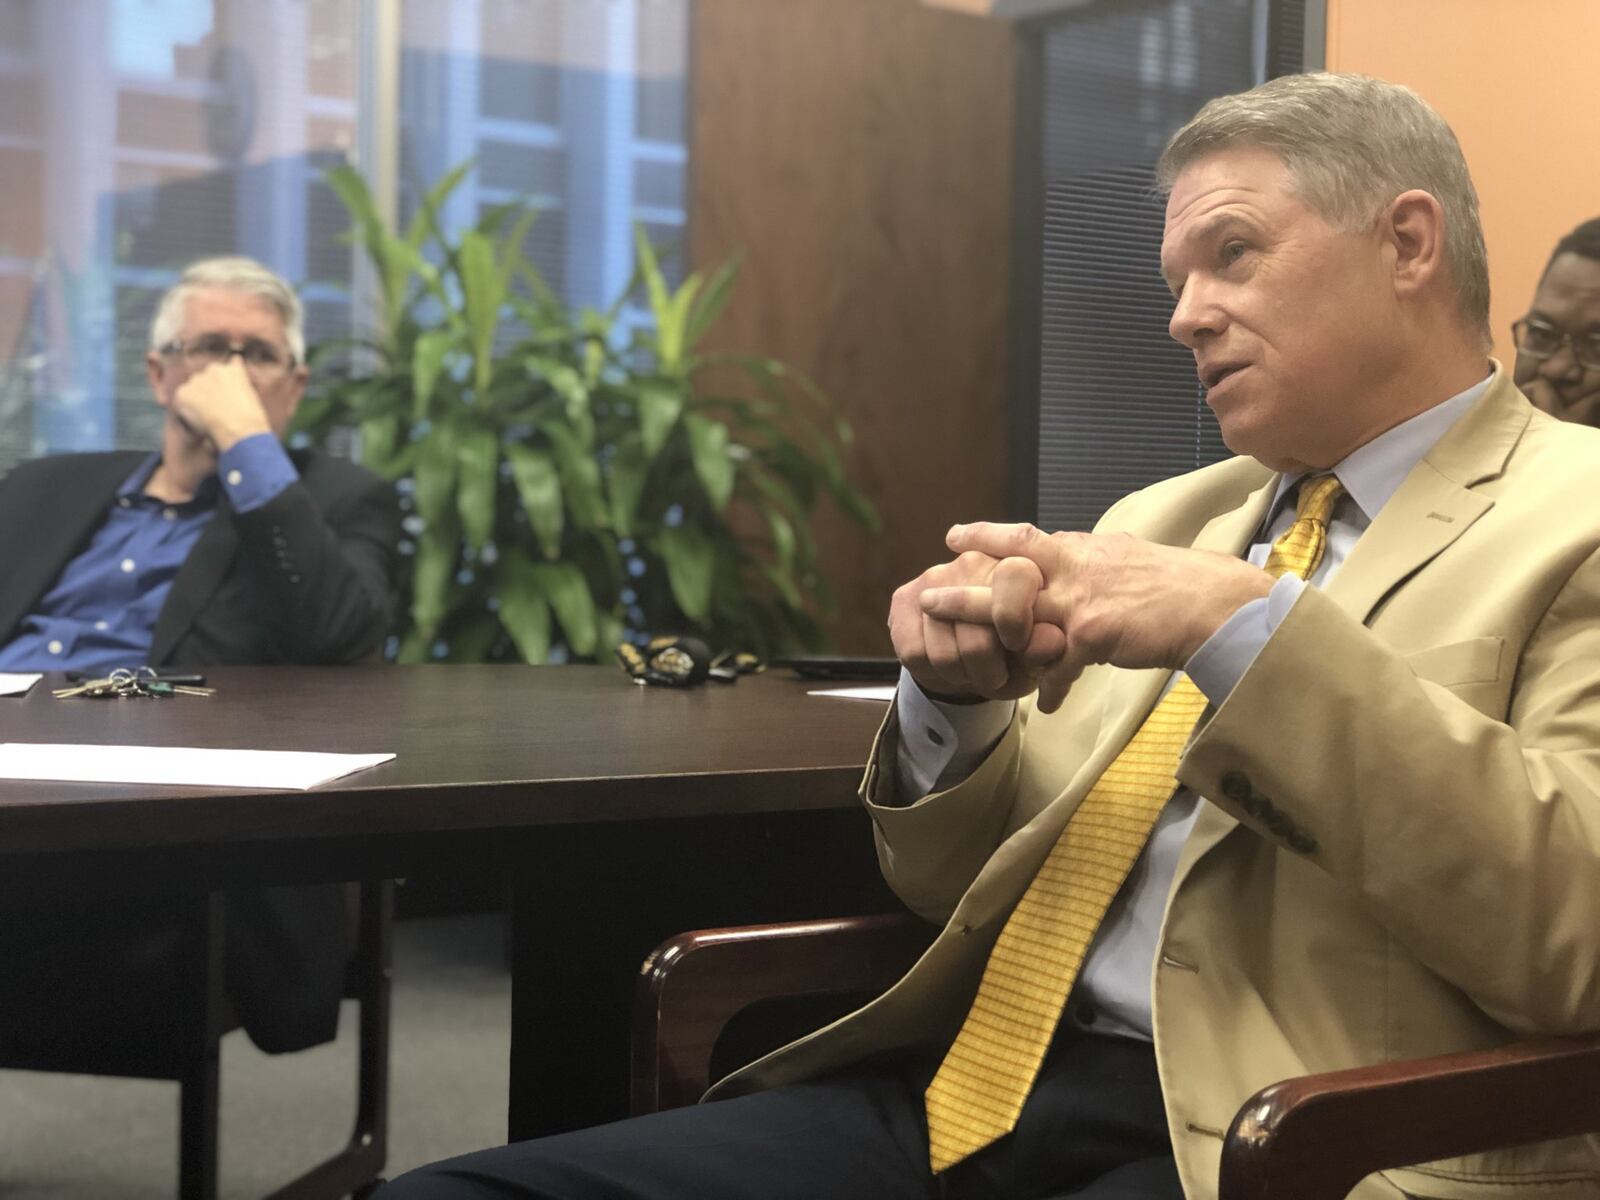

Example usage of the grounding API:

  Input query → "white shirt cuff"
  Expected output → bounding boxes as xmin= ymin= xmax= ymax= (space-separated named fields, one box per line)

xmin=1184 ymin=574 xmax=1306 ymax=704
xmin=893 ymin=667 xmax=1016 ymax=801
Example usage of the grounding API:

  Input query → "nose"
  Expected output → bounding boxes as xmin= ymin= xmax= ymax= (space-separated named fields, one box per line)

xmin=1168 ymin=281 xmax=1221 ymax=350
xmin=1538 ymin=338 xmax=1585 ymax=382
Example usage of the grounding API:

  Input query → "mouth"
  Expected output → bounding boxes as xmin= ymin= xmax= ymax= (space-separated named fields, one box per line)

xmin=1200 ymin=362 xmax=1249 ymax=392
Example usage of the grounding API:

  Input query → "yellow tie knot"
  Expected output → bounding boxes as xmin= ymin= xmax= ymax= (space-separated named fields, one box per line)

xmin=1264 ymin=474 xmax=1345 ymax=581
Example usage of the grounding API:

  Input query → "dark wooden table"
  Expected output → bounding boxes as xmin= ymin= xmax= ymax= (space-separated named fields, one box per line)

xmin=0 ymin=664 xmax=898 ymax=1140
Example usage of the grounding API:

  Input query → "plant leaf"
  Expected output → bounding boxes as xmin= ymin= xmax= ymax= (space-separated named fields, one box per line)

xmin=636 ymin=382 xmax=683 ymax=459
xmin=505 ymin=443 xmax=563 ymax=558
xmin=413 ymin=422 xmax=459 ymax=530
xmin=359 ymin=413 xmax=400 ymax=477
xmin=540 ymin=420 xmax=608 ymax=530
xmin=764 ymin=504 xmax=796 ymax=572
xmin=684 ymin=255 xmax=739 ymax=353
xmin=683 ymin=413 xmax=734 ymax=512
xmin=531 ymin=562 xmax=598 ymax=657
xmin=594 ymin=610 xmax=626 ymax=656
xmin=458 ymin=230 xmax=504 ymax=395
xmin=412 ymin=328 xmax=456 ymax=423
xmin=497 ymin=560 xmax=552 ymax=663
xmin=654 ymin=524 xmax=714 ymax=624
xmin=606 ymin=433 xmax=648 ymax=540
xmin=447 ymin=608 xmax=501 ymax=662
xmin=411 ymin=519 xmax=459 ymax=641
xmin=455 ymin=425 xmax=499 ymax=551
xmin=527 ymin=355 xmax=590 ymax=427
xmin=404 ymin=157 xmax=474 ymax=249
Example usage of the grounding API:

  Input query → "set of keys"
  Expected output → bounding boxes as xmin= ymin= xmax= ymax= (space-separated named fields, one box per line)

xmin=54 ymin=667 xmax=215 ymax=700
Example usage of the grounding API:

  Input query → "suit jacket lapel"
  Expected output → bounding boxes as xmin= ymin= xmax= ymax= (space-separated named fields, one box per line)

xmin=0 ymin=453 xmax=145 ymax=643
xmin=1323 ymin=372 xmax=1523 ymax=622
xmin=150 ymin=503 xmax=238 ymax=664
xmin=1169 ymin=370 xmax=1528 ymax=896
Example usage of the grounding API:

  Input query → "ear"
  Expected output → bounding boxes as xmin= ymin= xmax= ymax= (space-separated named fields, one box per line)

xmin=285 ymin=364 xmax=308 ymax=422
xmin=146 ymin=350 xmax=171 ymax=407
xmin=1382 ymin=189 xmax=1448 ymax=301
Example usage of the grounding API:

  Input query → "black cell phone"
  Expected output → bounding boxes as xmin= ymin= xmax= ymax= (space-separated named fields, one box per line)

xmin=773 ymin=656 xmax=901 ymax=682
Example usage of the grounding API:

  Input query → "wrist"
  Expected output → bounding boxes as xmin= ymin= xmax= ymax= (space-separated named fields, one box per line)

xmin=908 ymin=672 xmax=985 ymax=706
xmin=209 ymin=418 xmax=272 ymax=454
xmin=1188 ymin=568 xmax=1274 ymax=660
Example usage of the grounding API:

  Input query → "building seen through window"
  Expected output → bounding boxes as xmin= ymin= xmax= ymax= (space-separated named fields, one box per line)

xmin=0 ymin=0 xmax=689 ymax=474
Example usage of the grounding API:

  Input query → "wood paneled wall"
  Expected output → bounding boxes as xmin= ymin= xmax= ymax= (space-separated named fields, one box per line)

xmin=688 ymin=0 xmax=1016 ymax=654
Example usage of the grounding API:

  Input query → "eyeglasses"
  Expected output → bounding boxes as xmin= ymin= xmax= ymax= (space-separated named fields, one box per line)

xmin=1511 ymin=318 xmax=1600 ymax=372
xmin=160 ymin=334 xmax=296 ymax=382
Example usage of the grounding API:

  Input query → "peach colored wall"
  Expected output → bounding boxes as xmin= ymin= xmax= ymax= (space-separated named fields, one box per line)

xmin=1325 ymin=0 xmax=1600 ymax=360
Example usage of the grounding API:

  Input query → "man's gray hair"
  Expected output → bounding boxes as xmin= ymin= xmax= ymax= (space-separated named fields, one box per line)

xmin=1157 ymin=72 xmax=1490 ymax=339
xmin=148 ymin=255 xmax=306 ymax=364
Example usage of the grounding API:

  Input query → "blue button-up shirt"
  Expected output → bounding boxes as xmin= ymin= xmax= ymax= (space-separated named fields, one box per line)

xmin=0 ymin=434 xmax=299 ymax=675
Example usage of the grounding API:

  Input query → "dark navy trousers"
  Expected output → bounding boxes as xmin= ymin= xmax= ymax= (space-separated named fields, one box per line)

xmin=378 ymin=1029 xmax=1184 ymax=1200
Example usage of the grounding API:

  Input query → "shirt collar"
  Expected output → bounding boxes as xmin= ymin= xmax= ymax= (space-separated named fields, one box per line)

xmin=115 ymin=453 xmax=221 ymax=508
xmin=1269 ymin=370 xmax=1494 ymax=524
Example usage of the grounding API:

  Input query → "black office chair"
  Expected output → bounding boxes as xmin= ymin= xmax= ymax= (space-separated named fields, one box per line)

xmin=0 ymin=879 xmax=393 ymax=1200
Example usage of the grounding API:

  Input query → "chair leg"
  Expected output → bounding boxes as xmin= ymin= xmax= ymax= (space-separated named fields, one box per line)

xmin=262 ymin=879 xmax=393 ymax=1200
xmin=178 ymin=893 xmax=228 ymax=1200
xmin=352 ymin=879 xmax=393 ymax=1168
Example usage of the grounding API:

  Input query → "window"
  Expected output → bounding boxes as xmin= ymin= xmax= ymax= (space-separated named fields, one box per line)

xmin=1030 ymin=0 xmax=1307 ymax=532
xmin=0 ymin=0 xmax=690 ymax=475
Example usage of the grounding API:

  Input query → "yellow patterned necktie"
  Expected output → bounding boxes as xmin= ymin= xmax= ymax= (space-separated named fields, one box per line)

xmin=923 ymin=473 xmax=1346 ymax=1174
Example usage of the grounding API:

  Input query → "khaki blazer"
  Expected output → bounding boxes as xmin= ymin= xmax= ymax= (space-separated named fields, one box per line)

xmin=711 ymin=367 xmax=1600 ymax=1199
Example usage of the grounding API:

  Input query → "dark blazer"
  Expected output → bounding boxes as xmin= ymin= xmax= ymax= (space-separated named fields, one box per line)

xmin=0 ymin=447 xmax=401 ymax=1053
xmin=0 ymin=447 xmax=399 ymax=667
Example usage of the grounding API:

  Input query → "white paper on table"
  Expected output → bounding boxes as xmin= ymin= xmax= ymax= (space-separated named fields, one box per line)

xmin=0 ymin=673 xmax=42 ymax=697
xmin=808 ymin=685 xmax=897 ymax=702
xmin=0 ymin=743 xmax=395 ymax=790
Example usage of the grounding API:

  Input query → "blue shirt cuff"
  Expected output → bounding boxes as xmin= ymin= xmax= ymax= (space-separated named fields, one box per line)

xmin=1185 ymin=575 xmax=1307 ymax=704
xmin=218 ymin=434 xmax=299 ymax=513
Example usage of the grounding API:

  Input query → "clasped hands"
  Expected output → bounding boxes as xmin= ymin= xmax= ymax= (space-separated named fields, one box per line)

xmin=890 ymin=523 xmax=1275 ymax=713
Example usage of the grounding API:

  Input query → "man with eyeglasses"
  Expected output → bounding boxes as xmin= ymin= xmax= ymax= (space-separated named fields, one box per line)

xmin=1513 ymin=218 xmax=1600 ymax=428
xmin=0 ymin=256 xmax=399 ymax=1061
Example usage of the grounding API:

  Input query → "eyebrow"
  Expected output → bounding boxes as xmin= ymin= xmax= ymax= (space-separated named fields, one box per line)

xmin=1160 ymin=212 xmax=1256 ymax=295
xmin=1526 ymin=311 xmax=1600 ymax=335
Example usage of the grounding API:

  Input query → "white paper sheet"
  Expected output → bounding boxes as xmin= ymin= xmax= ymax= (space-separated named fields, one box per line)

xmin=808 ymin=685 xmax=897 ymax=702
xmin=0 ymin=743 xmax=395 ymax=790
xmin=0 ymin=673 xmax=41 ymax=697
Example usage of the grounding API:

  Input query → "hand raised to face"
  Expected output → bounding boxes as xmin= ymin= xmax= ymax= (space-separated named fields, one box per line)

xmin=919 ymin=522 xmax=1273 ymax=713
xmin=888 ymin=550 xmax=1067 ymax=704
xmin=170 ymin=356 xmax=276 ymax=454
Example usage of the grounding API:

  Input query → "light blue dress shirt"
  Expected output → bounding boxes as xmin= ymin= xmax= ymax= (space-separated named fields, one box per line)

xmin=895 ymin=373 xmax=1491 ymax=1040
xmin=0 ymin=434 xmax=300 ymax=675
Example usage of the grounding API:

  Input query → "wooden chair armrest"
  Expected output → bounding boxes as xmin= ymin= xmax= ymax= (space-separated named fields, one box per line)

xmin=1219 ymin=1032 xmax=1600 ymax=1200
xmin=631 ymin=913 xmax=932 ymax=1115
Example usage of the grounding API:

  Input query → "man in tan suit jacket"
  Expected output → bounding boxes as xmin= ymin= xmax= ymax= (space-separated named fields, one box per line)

xmin=382 ymin=73 xmax=1600 ymax=1200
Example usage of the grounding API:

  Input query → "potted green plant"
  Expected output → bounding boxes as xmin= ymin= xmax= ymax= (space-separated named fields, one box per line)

xmin=292 ymin=163 xmax=878 ymax=663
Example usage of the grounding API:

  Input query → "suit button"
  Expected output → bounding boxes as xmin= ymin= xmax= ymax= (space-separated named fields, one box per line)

xmin=1242 ymin=794 xmax=1269 ymax=819
xmin=1287 ymin=830 xmax=1319 ymax=854
xmin=1220 ymin=771 xmax=1252 ymax=802
xmin=1073 ymin=1001 xmax=1098 ymax=1026
xmin=1264 ymin=811 xmax=1292 ymax=837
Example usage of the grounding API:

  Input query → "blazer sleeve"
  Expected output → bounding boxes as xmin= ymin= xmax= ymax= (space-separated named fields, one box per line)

xmin=861 ymin=702 xmax=1026 ymax=922
xmin=227 ymin=463 xmax=401 ymax=664
xmin=1178 ymin=560 xmax=1600 ymax=1035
